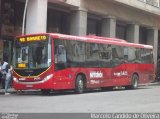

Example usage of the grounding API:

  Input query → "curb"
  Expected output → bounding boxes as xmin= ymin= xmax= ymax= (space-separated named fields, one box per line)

xmin=139 ymin=82 xmax=160 ymax=86
xmin=0 ymin=82 xmax=160 ymax=95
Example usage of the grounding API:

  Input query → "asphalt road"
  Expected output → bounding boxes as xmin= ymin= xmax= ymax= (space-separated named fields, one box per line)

xmin=0 ymin=85 xmax=160 ymax=113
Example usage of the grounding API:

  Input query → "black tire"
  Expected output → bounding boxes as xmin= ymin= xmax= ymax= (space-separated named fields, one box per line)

xmin=41 ymin=89 xmax=51 ymax=95
xmin=75 ymin=75 xmax=85 ymax=94
xmin=126 ymin=74 xmax=139 ymax=90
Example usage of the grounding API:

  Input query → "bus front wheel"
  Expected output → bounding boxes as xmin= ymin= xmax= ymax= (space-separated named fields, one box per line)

xmin=75 ymin=75 xmax=85 ymax=94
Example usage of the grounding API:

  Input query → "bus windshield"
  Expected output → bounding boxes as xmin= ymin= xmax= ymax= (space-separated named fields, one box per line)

xmin=14 ymin=36 xmax=51 ymax=69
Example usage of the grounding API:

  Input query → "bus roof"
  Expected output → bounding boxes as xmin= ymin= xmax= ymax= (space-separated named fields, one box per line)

xmin=85 ymin=35 xmax=128 ymax=43
xmin=50 ymin=33 xmax=153 ymax=49
xmin=16 ymin=33 xmax=153 ymax=49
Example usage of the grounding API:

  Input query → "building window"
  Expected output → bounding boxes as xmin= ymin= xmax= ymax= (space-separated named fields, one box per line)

xmin=47 ymin=9 xmax=70 ymax=34
xmin=1 ymin=0 xmax=15 ymax=39
xmin=14 ymin=1 xmax=25 ymax=36
xmin=116 ymin=21 xmax=127 ymax=40
xmin=87 ymin=14 xmax=101 ymax=36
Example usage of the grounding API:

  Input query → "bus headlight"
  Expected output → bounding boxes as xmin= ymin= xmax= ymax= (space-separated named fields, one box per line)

xmin=13 ymin=77 xmax=18 ymax=83
xmin=43 ymin=74 xmax=54 ymax=82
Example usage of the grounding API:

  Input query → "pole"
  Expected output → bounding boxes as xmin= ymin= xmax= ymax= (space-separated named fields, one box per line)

xmin=22 ymin=0 xmax=28 ymax=35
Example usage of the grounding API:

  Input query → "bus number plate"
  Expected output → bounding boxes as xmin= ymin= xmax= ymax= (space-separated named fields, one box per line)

xmin=26 ymin=85 xmax=33 ymax=88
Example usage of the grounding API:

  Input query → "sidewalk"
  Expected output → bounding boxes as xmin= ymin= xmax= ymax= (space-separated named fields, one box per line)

xmin=0 ymin=88 xmax=15 ymax=95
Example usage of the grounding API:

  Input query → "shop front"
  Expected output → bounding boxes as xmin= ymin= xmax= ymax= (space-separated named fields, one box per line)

xmin=0 ymin=0 xmax=24 ymax=63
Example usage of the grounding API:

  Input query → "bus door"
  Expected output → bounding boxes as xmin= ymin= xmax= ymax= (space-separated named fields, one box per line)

xmin=98 ymin=44 xmax=112 ymax=87
xmin=54 ymin=39 xmax=75 ymax=89
xmin=123 ymin=47 xmax=142 ymax=84
xmin=111 ymin=46 xmax=128 ymax=85
xmin=18 ymin=46 xmax=29 ymax=64
xmin=55 ymin=44 xmax=67 ymax=71
xmin=140 ymin=48 xmax=154 ymax=83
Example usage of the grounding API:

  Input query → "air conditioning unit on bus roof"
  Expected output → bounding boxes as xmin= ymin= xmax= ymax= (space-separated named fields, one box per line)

xmin=85 ymin=35 xmax=128 ymax=43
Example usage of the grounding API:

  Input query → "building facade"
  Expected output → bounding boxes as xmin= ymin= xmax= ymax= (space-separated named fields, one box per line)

xmin=0 ymin=0 xmax=160 ymax=76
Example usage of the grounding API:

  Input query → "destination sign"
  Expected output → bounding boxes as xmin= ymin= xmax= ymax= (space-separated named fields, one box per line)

xmin=19 ymin=35 xmax=47 ymax=42
xmin=18 ymin=63 xmax=26 ymax=68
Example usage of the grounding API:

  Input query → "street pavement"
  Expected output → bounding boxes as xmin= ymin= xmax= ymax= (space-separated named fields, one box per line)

xmin=0 ymin=82 xmax=160 ymax=119
xmin=0 ymin=82 xmax=160 ymax=113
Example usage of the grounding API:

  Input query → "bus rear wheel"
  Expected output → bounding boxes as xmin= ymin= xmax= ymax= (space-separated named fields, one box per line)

xmin=75 ymin=75 xmax=85 ymax=94
xmin=41 ymin=89 xmax=51 ymax=95
xmin=126 ymin=74 xmax=139 ymax=90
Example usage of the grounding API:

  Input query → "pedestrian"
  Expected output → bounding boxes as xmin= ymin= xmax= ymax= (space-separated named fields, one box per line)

xmin=4 ymin=64 xmax=13 ymax=95
xmin=0 ymin=68 xmax=3 ymax=88
xmin=0 ymin=58 xmax=8 ymax=89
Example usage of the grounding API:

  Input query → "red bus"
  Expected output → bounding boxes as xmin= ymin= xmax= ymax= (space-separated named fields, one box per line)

xmin=13 ymin=33 xmax=155 ymax=94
